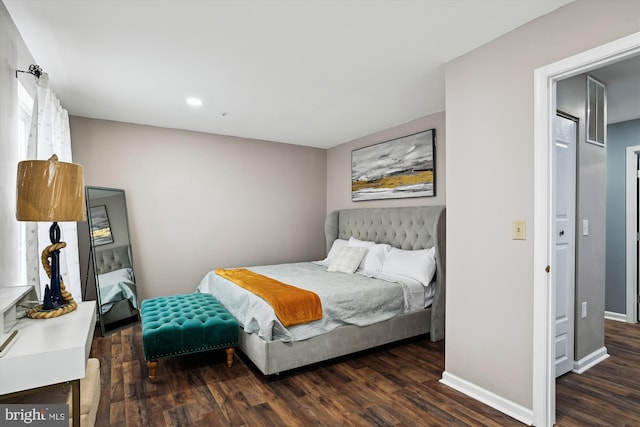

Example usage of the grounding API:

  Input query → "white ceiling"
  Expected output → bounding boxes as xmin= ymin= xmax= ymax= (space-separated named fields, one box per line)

xmin=4 ymin=0 xmax=578 ymax=149
xmin=590 ymin=55 xmax=640 ymax=125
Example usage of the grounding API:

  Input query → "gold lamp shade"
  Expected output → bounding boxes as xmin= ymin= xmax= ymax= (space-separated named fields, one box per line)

xmin=16 ymin=154 xmax=86 ymax=222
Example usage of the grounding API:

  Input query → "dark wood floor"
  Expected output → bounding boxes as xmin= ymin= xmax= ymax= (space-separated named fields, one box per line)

xmin=555 ymin=319 xmax=640 ymax=426
xmin=89 ymin=320 xmax=639 ymax=426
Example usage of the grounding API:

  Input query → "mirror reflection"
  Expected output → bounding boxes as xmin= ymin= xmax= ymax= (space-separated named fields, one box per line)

xmin=84 ymin=186 xmax=139 ymax=335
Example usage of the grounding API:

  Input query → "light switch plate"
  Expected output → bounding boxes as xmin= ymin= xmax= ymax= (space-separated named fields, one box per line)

xmin=513 ymin=220 xmax=526 ymax=240
xmin=582 ymin=219 xmax=589 ymax=236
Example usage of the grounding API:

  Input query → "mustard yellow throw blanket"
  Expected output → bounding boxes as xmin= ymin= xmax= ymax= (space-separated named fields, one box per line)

xmin=214 ymin=268 xmax=322 ymax=327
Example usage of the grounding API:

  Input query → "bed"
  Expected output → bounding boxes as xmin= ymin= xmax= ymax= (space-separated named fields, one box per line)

xmin=197 ymin=206 xmax=445 ymax=375
xmin=94 ymin=245 xmax=139 ymax=324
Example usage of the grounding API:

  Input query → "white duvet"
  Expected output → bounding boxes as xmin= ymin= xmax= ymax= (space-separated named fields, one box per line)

xmin=196 ymin=262 xmax=429 ymax=343
xmin=97 ymin=267 xmax=137 ymax=314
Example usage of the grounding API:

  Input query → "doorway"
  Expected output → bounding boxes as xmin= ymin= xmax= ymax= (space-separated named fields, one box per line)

xmin=626 ymin=145 xmax=640 ymax=322
xmin=532 ymin=32 xmax=640 ymax=426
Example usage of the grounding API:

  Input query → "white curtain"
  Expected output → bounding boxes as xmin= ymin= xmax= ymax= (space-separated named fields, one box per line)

xmin=25 ymin=74 xmax=82 ymax=301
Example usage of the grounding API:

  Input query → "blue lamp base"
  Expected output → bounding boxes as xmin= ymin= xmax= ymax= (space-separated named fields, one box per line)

xmin=42 ymin=222 xmax=65 ymax=310
xmin=27 ymin=222 xmax=78 ymax=318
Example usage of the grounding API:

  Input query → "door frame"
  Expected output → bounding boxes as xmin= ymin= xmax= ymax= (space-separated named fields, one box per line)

xmin=626 ymin=145 xmax=640 ymax=323
xmin=533 ymin=32 xmax=640 ymax=427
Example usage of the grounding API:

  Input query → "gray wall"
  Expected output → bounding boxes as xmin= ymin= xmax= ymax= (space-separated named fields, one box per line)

xmin=557 ymin=74 xmax=607 ymax=361
xmin=606 ymin=119 xmax=640 ymax=314
xmin=0 ymin=2 xmax=36 ymax=288
xmin=444 ymin=0 xmax=639 ymax=412
xmin=71 ymin=117 xmax=327 ymax=301
xmin=326 ymin=111 xmax=445 ymax=213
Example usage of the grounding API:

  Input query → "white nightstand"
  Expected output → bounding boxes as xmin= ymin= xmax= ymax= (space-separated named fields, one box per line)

xmin=0 ymin=289 xmax=96 ymax=427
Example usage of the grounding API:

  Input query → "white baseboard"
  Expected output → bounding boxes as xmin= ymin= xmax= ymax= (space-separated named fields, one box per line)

xmin=572 ymin=346 xmax=609 ymax=374
xmin=440 ymin=371 xmax=533 ymax=426
xmin=604 ymin=311 xmax=627 ymax=322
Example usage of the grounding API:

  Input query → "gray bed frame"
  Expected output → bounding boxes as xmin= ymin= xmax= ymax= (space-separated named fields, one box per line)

xmin=94 ymin=245 xmax=138 ymax=325
xmin=95 ymin=245 xmax=132 ymax=274
xmin=239 ymin=205 xmax=446 ymax=375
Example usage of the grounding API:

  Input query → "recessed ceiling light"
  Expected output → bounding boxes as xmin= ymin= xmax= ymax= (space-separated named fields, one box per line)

xmin=186 ymin=97 xmax=203 ymax=107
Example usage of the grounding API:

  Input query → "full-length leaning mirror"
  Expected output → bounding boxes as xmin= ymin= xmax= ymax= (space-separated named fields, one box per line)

xmin=84 ymin=186 xmax=139 ymax=335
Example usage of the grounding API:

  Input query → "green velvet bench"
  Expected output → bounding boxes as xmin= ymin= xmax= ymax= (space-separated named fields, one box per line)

xmin=140 ymin=293 xmax=239 ymax=382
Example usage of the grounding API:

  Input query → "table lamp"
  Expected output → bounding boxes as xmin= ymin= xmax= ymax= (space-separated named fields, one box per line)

xmin=16 ymin=154 xmax=86 ymax=318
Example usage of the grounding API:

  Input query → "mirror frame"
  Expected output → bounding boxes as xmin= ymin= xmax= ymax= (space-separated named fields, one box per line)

xmin=85 ymin=186 xmax=139 ymax=335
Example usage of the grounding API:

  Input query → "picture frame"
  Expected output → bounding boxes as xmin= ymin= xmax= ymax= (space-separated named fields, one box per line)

xmin=88 ymin=205 xmax=114 ymax=246
xmin=351 ymin=129 xmax=436 ymax=201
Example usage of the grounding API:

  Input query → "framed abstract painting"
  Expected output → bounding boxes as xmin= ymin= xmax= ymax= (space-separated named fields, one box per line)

xmin=351 ymin=129 xmax=436 ymax=201
xmin=88 ymin=205 xmax=114 ymax=246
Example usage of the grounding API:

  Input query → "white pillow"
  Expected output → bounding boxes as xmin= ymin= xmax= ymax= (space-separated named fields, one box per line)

xmin=316 ymin=239 xmax=348 ymax=267
xmin=98 ymin=267 xmax=134 ymax=285
xmin=327 ymin=246 xmax=368 ymax=274
xmin=347 ymin=237 xmax=390 ymax=276
xmin=380 ymin=247 xmax=436 ymax=287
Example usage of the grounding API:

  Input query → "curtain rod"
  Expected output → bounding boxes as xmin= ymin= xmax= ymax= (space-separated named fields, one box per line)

xmin=16 ymin=64 xmax=43 ymax=79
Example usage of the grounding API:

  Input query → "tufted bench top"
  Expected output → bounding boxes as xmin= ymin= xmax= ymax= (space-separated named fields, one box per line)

xmin=141 ymin=293 xmax=239 ymax=361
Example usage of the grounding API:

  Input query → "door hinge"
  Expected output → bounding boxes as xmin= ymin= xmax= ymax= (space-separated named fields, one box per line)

xmin=637 ymin=295 xmax=640 ymax=304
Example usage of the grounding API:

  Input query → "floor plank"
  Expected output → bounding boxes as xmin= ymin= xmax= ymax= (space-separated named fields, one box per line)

xmin=89 ymin=320 xmax=640 ymax=426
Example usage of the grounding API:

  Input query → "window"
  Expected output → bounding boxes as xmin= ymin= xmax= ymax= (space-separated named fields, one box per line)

xmin=17 ymin=81 xmax=33 ymax=283
xmin=586 ymin=75 xmax=606 ymax=146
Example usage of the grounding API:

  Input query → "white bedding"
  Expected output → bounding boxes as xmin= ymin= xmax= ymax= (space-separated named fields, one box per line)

xmin=98 ymin=268 xmax=137 ymax=314
xmin=196 ymin=262 xmax=431 ymax=343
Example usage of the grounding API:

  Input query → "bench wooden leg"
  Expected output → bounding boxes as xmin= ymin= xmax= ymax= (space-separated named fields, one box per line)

xmin=225 ymin=348 xmax=235 ymax=368
xmin=147 ymin=360 xmax=158 ymax=382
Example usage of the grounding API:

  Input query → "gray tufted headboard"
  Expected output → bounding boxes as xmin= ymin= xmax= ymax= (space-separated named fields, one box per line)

xmin=324 ymin=206 xmax=446 ymax=341
xmin=95 ymin=245 xmax=132 ymax=275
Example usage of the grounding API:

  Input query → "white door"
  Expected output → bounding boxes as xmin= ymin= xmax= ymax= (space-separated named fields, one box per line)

xmin=636 ymin=154 xmax=640 ymax=322
xmin=554 ymin=113 xmax=577 ymax=378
